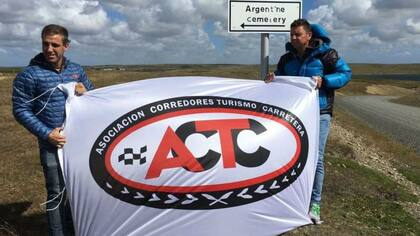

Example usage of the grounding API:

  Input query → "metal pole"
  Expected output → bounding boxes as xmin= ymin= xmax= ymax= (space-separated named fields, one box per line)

xmin=260 ymin=33 xmax=269 ymax=80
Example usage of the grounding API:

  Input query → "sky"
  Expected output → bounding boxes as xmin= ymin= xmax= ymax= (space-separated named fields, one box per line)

xmin=0 ymin=0 xmax=420 ymax=66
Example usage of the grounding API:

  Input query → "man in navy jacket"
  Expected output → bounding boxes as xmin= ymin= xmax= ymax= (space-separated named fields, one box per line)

xmin=12 ymin=24 xmax=94 ymax=235
xmin=267 ymin=19 xmax=351 ymax=224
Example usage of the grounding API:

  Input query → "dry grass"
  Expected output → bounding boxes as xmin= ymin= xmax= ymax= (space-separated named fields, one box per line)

xmin=333 ymin=106 xmax=420 ymax=185
xmin=339 ymin=77 xmax=420 ymax=96
xmin=0 ymin=73 xmax=47 ymax=235
xmin=350 ymin=64 xmax=420 ymax=74
xmin=390 ymin=90 xmax=420 ymax=108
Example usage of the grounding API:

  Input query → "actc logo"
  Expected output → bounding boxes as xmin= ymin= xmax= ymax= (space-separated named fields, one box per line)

xmin=90 ymin=96 xmax=308 ymax=209
xmin=146 ymin=118 xmax=270 ymax=179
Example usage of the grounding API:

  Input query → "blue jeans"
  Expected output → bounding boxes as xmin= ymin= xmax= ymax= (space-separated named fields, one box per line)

xmin=310 ymin=114 xmax=332 ymax=205
xmin=40 ymin=148 xmax=74 ymax=236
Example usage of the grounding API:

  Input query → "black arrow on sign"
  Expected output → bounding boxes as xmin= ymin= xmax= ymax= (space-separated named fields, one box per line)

xmin=241 ymin=23 xmax=285 ymax=28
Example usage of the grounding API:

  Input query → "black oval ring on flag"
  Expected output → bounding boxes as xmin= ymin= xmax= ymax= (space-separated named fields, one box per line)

xmin=90 ymin=96 xmax=309 ymax=209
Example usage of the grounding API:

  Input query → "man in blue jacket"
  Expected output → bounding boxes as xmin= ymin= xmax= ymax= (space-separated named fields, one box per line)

xmin=267 ymin=19 xmax=351 ymax=224
xmin=12 ymin=24 xmax=94 ymax=235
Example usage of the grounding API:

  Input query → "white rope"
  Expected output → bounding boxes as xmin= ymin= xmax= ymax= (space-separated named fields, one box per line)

xmin=40 ymin=187 xmax=66 ymax=211
xmin=24 ymin=85 xmax=59 ymax=115
xmin=24 ymin=86 xmax=57 ymax=103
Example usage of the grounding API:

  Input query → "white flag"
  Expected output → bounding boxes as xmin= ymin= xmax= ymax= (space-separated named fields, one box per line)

xmin=59 ymin=76 xmax=319 ymax=236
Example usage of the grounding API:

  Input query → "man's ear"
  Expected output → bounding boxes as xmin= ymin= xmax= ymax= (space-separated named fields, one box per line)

xmin=308 ymin=31 xmax=312 ymax=39
xmin=64 ymin=42 xmax=70 ymax=51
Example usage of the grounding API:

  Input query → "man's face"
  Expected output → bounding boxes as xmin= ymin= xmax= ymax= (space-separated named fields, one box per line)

xmin=290 ymin=25 xmax=312 ymax=51
xmin=42 ymin=34 xmax=68 ymax=68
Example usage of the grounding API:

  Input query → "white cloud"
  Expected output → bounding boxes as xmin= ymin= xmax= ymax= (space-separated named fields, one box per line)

xmin=407 ymin=18 xmax=420 ymax=34
xmin=307 ymin=0 xmax=420 ymax=63
xmin=373 ymin=0 xmax=420 ymax=9
xmin=193 ymin=0 xmax=227 ymax=22
xmin=35 ymin=1 xmax=109 ymax=35
xmin=0 ymin=0 xmax=420 ymax=66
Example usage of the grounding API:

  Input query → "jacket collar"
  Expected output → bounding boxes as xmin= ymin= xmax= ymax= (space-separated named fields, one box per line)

xmin=29 ymin=53 xmax=69 ymax=72
xmin=285 ymin=39 xmax=330 ymax=58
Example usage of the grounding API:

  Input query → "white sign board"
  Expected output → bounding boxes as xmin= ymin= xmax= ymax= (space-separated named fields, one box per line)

xmin=229 ymin=0 xmax=302 ymax=33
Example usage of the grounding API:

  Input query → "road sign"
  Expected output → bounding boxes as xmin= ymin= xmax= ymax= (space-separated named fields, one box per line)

xmin=229 ymin=0 xmax=302 ymax=33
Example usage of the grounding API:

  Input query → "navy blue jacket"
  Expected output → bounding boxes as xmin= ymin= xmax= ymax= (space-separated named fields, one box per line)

xmin=275 ymin=24 xmax=352 ymax=114
xmin=12 ymin=53 xmax=94 ymax=149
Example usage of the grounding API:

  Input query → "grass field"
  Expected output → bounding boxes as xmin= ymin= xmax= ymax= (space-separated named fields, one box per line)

xmin=390 ymin=92 xmax=420 ymax=108
xmin=0 ymin=64 xmax=419 ymax=235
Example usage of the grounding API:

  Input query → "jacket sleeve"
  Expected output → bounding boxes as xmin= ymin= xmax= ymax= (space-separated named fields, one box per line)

xmin=79 ymin=68 xmax=94 ymax=91
xmin=12 ymin=72 xmax=53 ymax=140
xmin=323 ymin=56 xmax=352 ymax=89
xmin=274 ymin=54 xmax=287 ymax=76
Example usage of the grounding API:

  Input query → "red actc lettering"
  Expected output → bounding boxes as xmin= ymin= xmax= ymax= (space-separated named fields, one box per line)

xmin=146 ymin=119 xmax=251 ymax=179
xmin=195 ymin=119 xmax=250 ymax=168
xmin=145 ymin=127 xmax=204 ymax=179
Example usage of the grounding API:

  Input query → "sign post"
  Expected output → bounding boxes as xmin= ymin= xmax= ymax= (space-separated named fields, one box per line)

xmin=228 ymin=0 xmax=302 ymax=80
xmin=261 ymin=33 xmax=269 ymax=81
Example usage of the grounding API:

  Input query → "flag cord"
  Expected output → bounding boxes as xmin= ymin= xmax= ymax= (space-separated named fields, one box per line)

xmin=24 ymin=85 xmax=59 ymax=115
xmin=40 ymin=187 xmax=66 ymax=211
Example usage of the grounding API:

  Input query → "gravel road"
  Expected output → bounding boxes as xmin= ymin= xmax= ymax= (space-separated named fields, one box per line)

xmin=336 ymin=95 xmax=420 ymax=153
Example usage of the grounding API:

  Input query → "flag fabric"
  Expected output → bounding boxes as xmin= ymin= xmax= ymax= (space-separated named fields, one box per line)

xmin=59 ymin=76 xmax=319 ymax=236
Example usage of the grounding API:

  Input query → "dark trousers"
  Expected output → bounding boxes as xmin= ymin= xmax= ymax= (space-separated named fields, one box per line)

xmin=40 ymin=148 xmax=74 ymax=236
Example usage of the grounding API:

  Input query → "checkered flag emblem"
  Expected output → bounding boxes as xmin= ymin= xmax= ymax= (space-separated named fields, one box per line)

xmin=118 ymin=146 xmax=147 ymax=165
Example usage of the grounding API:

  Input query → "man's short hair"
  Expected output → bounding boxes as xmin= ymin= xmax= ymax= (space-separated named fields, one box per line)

xmin=290 ymin=19 xmax=311 ymax=33
xmin=41 ymin=24 xmax=70 ymax=44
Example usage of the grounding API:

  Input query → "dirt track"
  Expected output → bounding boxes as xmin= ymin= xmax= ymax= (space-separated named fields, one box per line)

xmin=336 ymin=95 xmax=420 ymax=153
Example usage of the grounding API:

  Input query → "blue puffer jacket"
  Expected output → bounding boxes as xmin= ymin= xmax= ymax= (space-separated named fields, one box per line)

xmin=12 ymin=53 xmax=94 ymax=149
xmin=275 ymin=24 xmax=352 ymax=114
